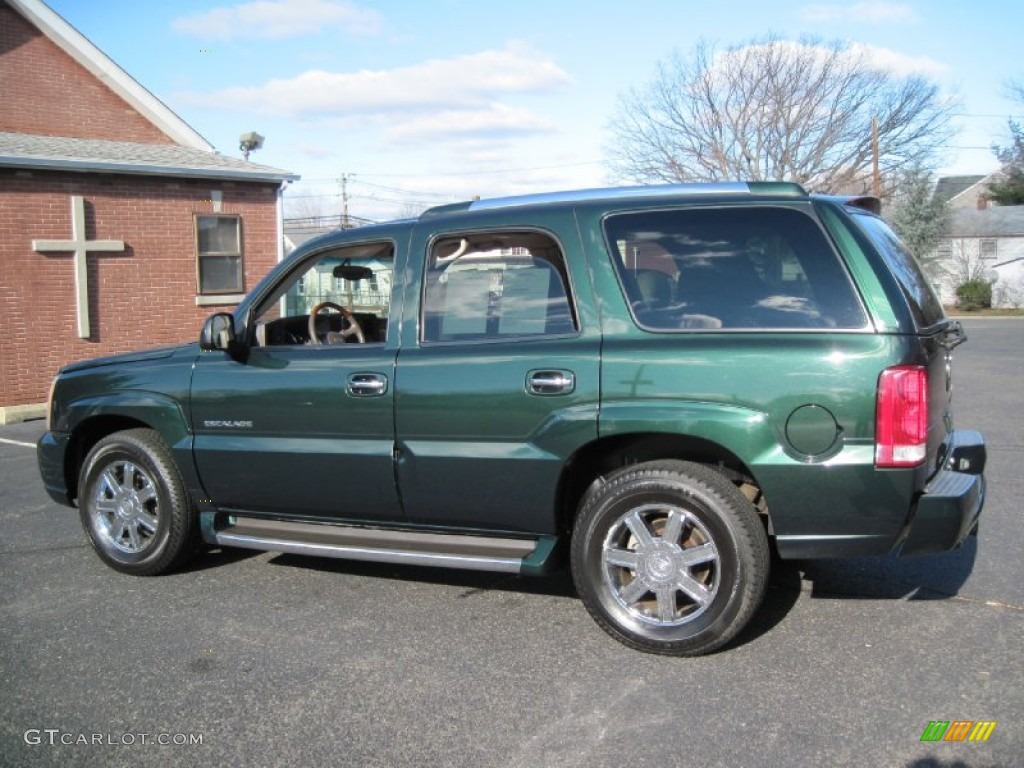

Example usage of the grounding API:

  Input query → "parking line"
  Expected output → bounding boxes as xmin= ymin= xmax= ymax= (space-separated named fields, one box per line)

xmin=0 ymin=437 xmax=35 ymax=448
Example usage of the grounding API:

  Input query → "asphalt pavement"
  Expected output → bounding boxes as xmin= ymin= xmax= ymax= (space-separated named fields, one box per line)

xmin=1 ymin=318 xmax=1021 ymax=767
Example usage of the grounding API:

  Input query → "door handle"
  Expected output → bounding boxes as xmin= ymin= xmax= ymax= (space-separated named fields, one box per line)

xmin=527 ymin=369 xmax=575 ymax=395
xmin=347 ymin=372 xmax=388 ymax=397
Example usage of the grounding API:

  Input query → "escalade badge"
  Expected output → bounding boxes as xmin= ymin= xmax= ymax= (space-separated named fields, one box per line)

xmin=203 ymin=420 xmax=253 ymax=429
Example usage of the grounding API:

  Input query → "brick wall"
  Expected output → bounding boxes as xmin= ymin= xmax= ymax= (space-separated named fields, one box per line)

xmin=0 ymin=169 xmax=281 ymax=406
xmin=0 ymin=4 xmax=175 ymax=144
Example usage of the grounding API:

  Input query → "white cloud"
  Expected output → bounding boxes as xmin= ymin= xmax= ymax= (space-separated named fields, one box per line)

xmin=800 ymin=2 xmax=918 ymax=24
xmin=292 ymin=140 xmax=334 ymax=158
xmin=172 ymin=0 xmax=383 ymax=41
xmin=846 ymin=42 xmax=947 ymax=78
xmin=182 ymin=42 xmax=571 ymax=117
xmin=384 ymin=104 xmax=558 ymax=146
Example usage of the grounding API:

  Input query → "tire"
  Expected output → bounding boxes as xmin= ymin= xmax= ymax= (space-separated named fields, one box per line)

xmin=571 ymin=460 xmax=769 ymax=656
xmin=78 ymin=428 xmax=198 ymax=576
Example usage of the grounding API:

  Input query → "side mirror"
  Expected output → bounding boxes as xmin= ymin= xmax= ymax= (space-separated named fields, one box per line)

xmin=199 ymin=312 xmax=236 ymax=351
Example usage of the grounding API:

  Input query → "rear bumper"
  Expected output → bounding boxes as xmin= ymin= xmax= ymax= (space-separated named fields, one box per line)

xmin=897 ymin=429 xmax=986 ymax=556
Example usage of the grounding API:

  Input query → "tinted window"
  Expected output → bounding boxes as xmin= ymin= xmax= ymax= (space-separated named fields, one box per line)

xmin=422 ymin=231 xmax=576 ymax=343
xmin=852 ymin=212 xmax=946 ymax=328
xmin=604 ymin=207 xmax=866 ymax=330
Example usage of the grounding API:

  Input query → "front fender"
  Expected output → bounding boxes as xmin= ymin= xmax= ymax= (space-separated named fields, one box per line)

xmin=53 ymin=391 xmax=199 ymax=505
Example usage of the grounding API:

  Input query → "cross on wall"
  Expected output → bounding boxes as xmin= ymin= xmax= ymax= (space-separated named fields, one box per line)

xmin=32 ymin=196 xmax=126 ymax=339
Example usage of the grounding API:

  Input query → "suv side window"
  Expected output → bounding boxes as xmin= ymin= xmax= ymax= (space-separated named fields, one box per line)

xmin=605 ymin=207 xmax=867 ymax=330
xmin=252 ymin=241 xmax=394 ymax=345
xmin=422 ymin=231 xmax=577 ymax=343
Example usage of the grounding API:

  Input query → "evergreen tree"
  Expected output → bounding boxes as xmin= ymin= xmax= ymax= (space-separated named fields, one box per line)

xmin=985 ymin=120 xmax=1024 ymax=206
xmin=887 ymin=165 xmax=949 ymax=266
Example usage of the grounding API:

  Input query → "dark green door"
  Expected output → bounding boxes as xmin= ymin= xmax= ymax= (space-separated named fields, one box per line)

xmin=190 ymin=344 xmax=399 ymax=520
xmin=191 ymin=238 xmax=403 ymax=522
xmin=394 ymin=219 xmax=601 ymax=535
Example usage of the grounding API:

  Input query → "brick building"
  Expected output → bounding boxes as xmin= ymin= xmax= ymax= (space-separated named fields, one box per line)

xmin=0 ymin=0 xmax=297 ymax=423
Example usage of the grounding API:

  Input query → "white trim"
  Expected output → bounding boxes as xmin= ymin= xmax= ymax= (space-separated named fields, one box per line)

xmin=7 ymin=0 xmax=213 ymax=151
xmin=277 ymin=183 xmax=287 ymax=263
xmin=196 ymin=294 xmax=245 ymax=306
xmin=0 ymin=154 xmax=298 ymax=182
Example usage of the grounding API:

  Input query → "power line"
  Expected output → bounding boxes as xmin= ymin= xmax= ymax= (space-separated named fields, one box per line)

xmin=295 ymin=160 xmax=602 ymax=182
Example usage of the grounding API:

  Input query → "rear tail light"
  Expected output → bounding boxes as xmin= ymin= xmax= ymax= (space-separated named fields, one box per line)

xmin=875 ymin=366 xmax=928 ymax=467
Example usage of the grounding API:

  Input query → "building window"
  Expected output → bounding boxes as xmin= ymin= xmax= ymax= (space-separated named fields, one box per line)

xmin=196 ymin=215 xmax=243 ymax=294
xmin=980 ymin=238 xmax=998 ymax=260
xmin=936 ymin=240 xmax=952 ymax=260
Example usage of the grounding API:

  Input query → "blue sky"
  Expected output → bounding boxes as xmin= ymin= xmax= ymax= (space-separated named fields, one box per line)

xmin=44 ymin=0 xmax=1024 ymax=221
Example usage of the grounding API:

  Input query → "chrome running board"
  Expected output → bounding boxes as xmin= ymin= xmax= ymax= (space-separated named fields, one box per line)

xmin=212 ymin=515 xmax=556 ymax=575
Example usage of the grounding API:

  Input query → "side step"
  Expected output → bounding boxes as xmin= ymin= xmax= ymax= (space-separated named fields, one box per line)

xmin=211 ymin=515 xmax=559 ymax=575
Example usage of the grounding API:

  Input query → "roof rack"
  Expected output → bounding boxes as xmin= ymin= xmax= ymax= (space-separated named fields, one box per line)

xmin=421 ymin=181 xmax=807 ymax=218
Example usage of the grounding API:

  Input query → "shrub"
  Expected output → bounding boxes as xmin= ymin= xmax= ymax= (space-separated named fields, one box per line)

xmin=956 ymin=279 xmax=992 ymax=311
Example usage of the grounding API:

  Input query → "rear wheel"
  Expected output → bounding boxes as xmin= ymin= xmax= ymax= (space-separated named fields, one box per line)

xmin=571 ymin=460 xmax=769 ymax=655
xmin=78 ymin=429 xmax=198 ymax=575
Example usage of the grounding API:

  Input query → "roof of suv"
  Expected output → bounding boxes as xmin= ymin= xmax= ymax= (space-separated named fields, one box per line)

xmin=421 ymin=181 xmax=811 ymax=218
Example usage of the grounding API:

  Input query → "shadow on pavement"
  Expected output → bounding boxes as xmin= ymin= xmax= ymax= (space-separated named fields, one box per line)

xmin=796 ymin=537 xmax=978 ymax=601
xmin=905 ymin=758 xmax=975 ymax=768
xmin=266 ymin=550 xmax=580 ymax=600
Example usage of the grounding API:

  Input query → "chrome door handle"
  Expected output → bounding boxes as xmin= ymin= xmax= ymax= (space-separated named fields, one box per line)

xmin=347 ymin=372 xmax=388 ymax=397
xmin=527 ymin=370 xmax=575 ymax=395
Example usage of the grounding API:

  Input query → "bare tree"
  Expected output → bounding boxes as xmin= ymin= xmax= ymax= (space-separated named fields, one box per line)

xmin=945 ymin=241 xmax=989 ymax=285
xmin=607 ymin=37 xmax=957 ymax=192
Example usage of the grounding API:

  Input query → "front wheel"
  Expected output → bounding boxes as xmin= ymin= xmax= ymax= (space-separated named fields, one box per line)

xmin=78 ymin=428 xmax=198 ymax=576
xmin=571 ymin=460 xmax=769 ymax=656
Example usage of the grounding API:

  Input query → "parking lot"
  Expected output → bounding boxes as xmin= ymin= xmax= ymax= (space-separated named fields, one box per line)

xmin=1 ymin=318 xmax=1021 ymax=767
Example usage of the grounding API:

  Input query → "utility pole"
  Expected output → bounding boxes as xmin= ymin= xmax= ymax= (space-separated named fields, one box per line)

xmin=340 ymin=173 xmax=351 ymax=229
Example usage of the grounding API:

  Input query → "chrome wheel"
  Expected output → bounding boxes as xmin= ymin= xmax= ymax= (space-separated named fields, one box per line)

xmin=79 ymin=429 xmax=198 ymax=575
xmin=603 ymin=505 xmax=720 ymax=626
xmin=572 ymin=460 xmax=769 ymax=655
xmin=91 ymin=460 xmax=161 ymax=554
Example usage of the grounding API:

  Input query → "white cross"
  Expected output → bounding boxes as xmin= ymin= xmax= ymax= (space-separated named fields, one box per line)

xmin=33 ymin=195 xmax=126 ymax=338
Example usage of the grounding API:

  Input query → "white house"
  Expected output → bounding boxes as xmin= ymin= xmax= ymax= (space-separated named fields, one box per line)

xmin=928 ymin=175 xmax=1024 ymax=309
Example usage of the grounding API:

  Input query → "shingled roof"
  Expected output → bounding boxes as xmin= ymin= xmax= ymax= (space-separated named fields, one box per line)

xmin=933 ymin=175 xmax=986 ymax=205
xmin=2 ymin=0 xmax=298 ymax=184
xmin=0 ymin=131 xmax=298 ymax=182
xmin=947 ymin=206 xmax=1024 ymax=238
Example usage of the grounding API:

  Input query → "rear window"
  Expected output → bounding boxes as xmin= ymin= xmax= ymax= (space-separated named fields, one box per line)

xmin=604 ymin=206 xmax=867 ymax=330
xmin=851 ymin=212 xmax=946 ymax=329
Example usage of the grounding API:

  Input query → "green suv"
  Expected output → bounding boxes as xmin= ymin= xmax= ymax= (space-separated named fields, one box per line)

xmin=38 ymin=182 xmax=987 ymax=655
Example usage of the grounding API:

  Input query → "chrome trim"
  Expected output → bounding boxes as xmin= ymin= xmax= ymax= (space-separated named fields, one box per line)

xmin=214 ymin=533 xmax=525 ymax=573
xmin=213 ymin=517 xmax=537 ymax=574
xmin=527 ymin=370 xmax=575 ymax=395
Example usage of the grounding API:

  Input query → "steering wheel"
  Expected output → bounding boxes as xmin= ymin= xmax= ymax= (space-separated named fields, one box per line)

xmin=308 ymin=301 xmax=365 ymax=344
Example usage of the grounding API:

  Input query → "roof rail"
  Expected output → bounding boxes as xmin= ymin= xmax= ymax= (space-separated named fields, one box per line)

xmin=420 ymin=181 xmax=808 ymax=219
